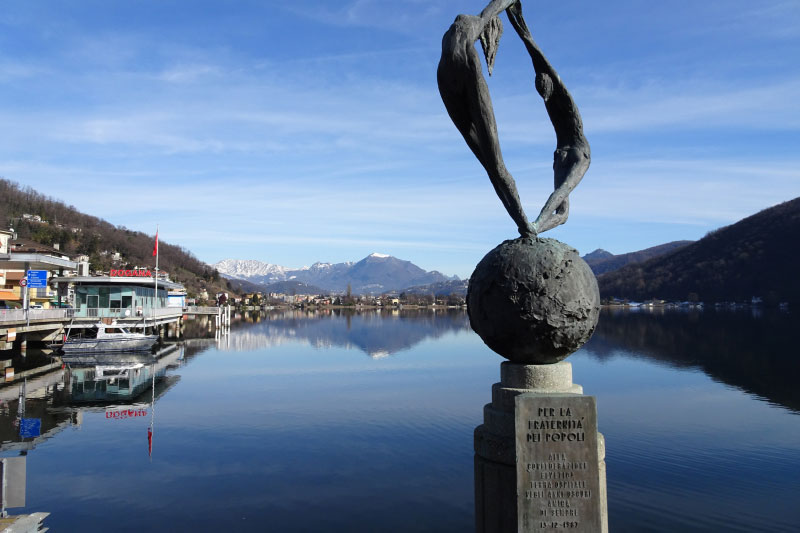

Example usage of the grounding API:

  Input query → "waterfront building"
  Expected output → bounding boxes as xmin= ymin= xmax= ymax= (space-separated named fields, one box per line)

xmin=0 ymin=235 xmax=79 ymax=308
xmin=51 ymin=271 xmax=184 ymax=319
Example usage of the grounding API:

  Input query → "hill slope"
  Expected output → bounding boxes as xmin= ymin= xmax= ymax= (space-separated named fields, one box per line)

xmin=583 ymin=241 xmax=693 ymax=275
xmin=582 ymin=249 xmax=614 ymax=264
xmin=598 ymin=198 xmax=800 ymax=304
xmin=0 ymin=179 xmax=233 ymax=300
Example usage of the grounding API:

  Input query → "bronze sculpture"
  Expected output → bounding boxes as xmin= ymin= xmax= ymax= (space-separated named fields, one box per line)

xmin=437 ymin=0 xmax=590 ymax=237
xmin=438 ymin=0 xmax=599 ymax=364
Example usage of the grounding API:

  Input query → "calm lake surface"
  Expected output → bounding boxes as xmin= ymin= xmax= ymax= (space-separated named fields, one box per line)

xmin=1 ymin=308 xmax=799 ymax=532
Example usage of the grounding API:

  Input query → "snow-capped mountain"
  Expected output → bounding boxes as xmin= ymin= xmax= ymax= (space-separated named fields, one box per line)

xmin=213 ymin=253 xmax=457 ymax=294
xmin=212 ymin=259 xmax=290 ymax=285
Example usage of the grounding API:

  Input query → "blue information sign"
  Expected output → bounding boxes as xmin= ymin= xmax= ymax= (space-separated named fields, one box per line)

xmin=26 ymin=270 xmax=48 ymax=288
xmin=19 ymin=418 xmax=41 ymax=438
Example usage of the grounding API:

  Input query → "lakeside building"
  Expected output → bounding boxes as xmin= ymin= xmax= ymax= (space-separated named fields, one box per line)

xmin=0 ymin=234 xmax=79 ymax=309
xmin=50 ymin=272 xmax=184 ymax=319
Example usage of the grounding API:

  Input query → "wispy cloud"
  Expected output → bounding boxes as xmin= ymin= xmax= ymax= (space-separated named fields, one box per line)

xmin=724 ymin=1 xmax=800 ymax=40
xmin=581 ymin=78 xmax=800 ymax=133
xmin=574 ymin=157 xmax=800 ymax=225
xmin=0 ymin=61 xmax=48 ymax=81
xmin=157 ymin=64 xmax=222 ymax=83
xmin=282 ymin=0 xmax=446 ymax=33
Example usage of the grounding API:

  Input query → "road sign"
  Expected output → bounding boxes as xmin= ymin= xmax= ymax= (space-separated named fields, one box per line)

xmin=19 ymin=418 xmax=41 ymax=439
xmin=18 ymin=279 xmax=27 ymax=287
xmin=26 ymin=270 xmax=47 ymax=288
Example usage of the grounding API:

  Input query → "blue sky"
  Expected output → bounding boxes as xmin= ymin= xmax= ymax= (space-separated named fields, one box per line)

xmin=1 ymin=1 xmax=798 ymax=279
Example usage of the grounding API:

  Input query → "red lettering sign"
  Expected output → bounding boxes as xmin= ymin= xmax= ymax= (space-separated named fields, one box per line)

xmin=110 ymin=270 xmax=152 ymax=277
xmin=105 ymin=409 xmax=148 ymax=419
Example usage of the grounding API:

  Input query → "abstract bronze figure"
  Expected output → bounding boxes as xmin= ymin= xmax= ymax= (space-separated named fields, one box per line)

xmin=438 ymin=0 xmax=589 ymax=236
xmin=438 ymin=0 xmax=599 ymax=364
xmin=437 ymin=1 xmax=532 ymax=237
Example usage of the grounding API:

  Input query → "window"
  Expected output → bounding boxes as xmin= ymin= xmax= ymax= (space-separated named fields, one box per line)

xmin=99 ymin=287 xmax=110 ymax=308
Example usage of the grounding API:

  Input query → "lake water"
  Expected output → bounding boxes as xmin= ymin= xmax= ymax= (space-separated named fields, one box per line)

xmin=1 ymin=308 xmax=798 ymax=532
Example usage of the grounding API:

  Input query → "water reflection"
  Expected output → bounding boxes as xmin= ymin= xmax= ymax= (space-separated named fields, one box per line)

xmin=221 ymin=308 xmax=471 ymax=357
xmin=0 ymin=311 xmax=794 ymax=531
xmin=57 ymin=346 xmax=182 ymax=405
xmin=0 ymin=344 xmax=186 ymax=527
xmin=0 ymin=345 xmax=183 ymax=454
xmin=585 ymin=308 xmax=800 ymax=411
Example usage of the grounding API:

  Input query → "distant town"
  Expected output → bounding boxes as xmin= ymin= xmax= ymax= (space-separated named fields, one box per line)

xmin=221 ymin=290 xmax=466 ymax=310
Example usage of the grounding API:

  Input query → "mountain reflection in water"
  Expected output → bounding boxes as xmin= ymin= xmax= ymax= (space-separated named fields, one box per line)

xmin=225 ymin=309 xmax=471 ymax=357
xmin=229 ymin=308 xmax=800 ymax=414
xmin=584 ymin=307 xmax=800 ymax=412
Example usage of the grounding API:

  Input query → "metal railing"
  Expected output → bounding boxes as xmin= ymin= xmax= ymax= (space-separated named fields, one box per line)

xmin=147 ymin=306 xmax=182 ymax=318
xmin=184 ymin=306 xmax=220 ymax=315
xmin=0 ymin=307 xmax=185 ymax=324
xmin=29 ymin=308 xmax=74 ymax=320
xmin=0 ymin=309 xmax=27 ymax=324
xmin=0 ymin=308 xmax=74 ymax=324
xmin=83 ymin=307 xmax=130 ymax=318
xmin=78 ymin=307 xmax=182 ymax=319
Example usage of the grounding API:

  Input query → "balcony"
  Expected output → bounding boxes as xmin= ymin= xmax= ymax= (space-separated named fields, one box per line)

xmin=75 ymin=307 xmax=181 ymax=319
xmin=0 ymin=306 xmax=181 ymax=324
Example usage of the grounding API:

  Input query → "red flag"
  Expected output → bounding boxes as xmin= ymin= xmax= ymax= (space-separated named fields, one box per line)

xmin=148 ymin=426 xmax=153 ymax=457
xmin=152 ymin=230 xmax=158 ymax=257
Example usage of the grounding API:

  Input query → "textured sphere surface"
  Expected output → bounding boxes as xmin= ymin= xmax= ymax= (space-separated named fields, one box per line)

xmin=467 ymin=237 xmax=600 ymax=364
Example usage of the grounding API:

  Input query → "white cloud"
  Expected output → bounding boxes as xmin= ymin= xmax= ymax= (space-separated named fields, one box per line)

xmin=282 ymin=0 xmax=446 ymax=33
xmin=0 ymin=61 xmax=48 ymax=81
xmin=573 ymin=157 xmax=800 ymax=226
xmin=158 ymin=64 xmax=222 ymax=83
xmin=581 ymin=78 xmax=800 ymax=133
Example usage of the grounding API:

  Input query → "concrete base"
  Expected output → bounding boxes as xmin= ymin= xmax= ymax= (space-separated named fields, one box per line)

xmin=475 ymin=453 xmax=516 ymax=532
xmin=474 ymin=362 xmax=607 ymax=533
xmin=0 ymin=512 xmax=49 ymax=532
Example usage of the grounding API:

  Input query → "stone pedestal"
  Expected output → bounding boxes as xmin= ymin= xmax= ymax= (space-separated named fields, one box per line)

xmin=474 ymin=362 xmax=607 ymax=533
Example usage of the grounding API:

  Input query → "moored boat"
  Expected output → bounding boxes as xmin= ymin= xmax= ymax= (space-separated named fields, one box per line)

xmin=62 ymin=322 xmax=158 ymax=353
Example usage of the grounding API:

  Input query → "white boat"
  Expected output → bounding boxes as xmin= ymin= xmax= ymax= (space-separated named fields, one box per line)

xmin=62 ymin=322 xmax=158 ymax=353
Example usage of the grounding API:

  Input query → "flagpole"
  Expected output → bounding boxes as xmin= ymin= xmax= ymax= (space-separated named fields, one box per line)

xmin=149 ymin=361 xmax=155 ymax=461
xmin=153 ymin=225 xmax=159 ymax=322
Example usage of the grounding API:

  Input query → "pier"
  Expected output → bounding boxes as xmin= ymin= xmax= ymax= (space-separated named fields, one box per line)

xmin=0 ymin=307 xmax=183 ymax=351
xmin=1 ymin=305 xmax=231 ymax=353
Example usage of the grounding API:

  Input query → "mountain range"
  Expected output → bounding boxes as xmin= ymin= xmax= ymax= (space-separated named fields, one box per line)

xmin=216 ymin=239 xmax=688 ymax=297
xmin=218 ymin=197 xmax=799 ymax=302
xmin=214 ymin=253 xmax=458 ymax=294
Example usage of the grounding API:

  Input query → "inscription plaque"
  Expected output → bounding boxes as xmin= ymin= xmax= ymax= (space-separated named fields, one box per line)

xmin=515 ymin=394 xmax=601 ymax=532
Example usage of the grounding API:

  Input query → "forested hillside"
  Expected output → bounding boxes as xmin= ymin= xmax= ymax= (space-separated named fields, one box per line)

xmin=584 ymin=241 xmax=693 ymax=275
xmin=598 ymin=197 xmax=800 ymax=305
xmin=0 ymin=179 xmax=234 ymax=300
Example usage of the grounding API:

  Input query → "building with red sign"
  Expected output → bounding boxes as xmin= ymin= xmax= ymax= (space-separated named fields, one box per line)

xmin=50 ymin=275 xmax=184 ymax=319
